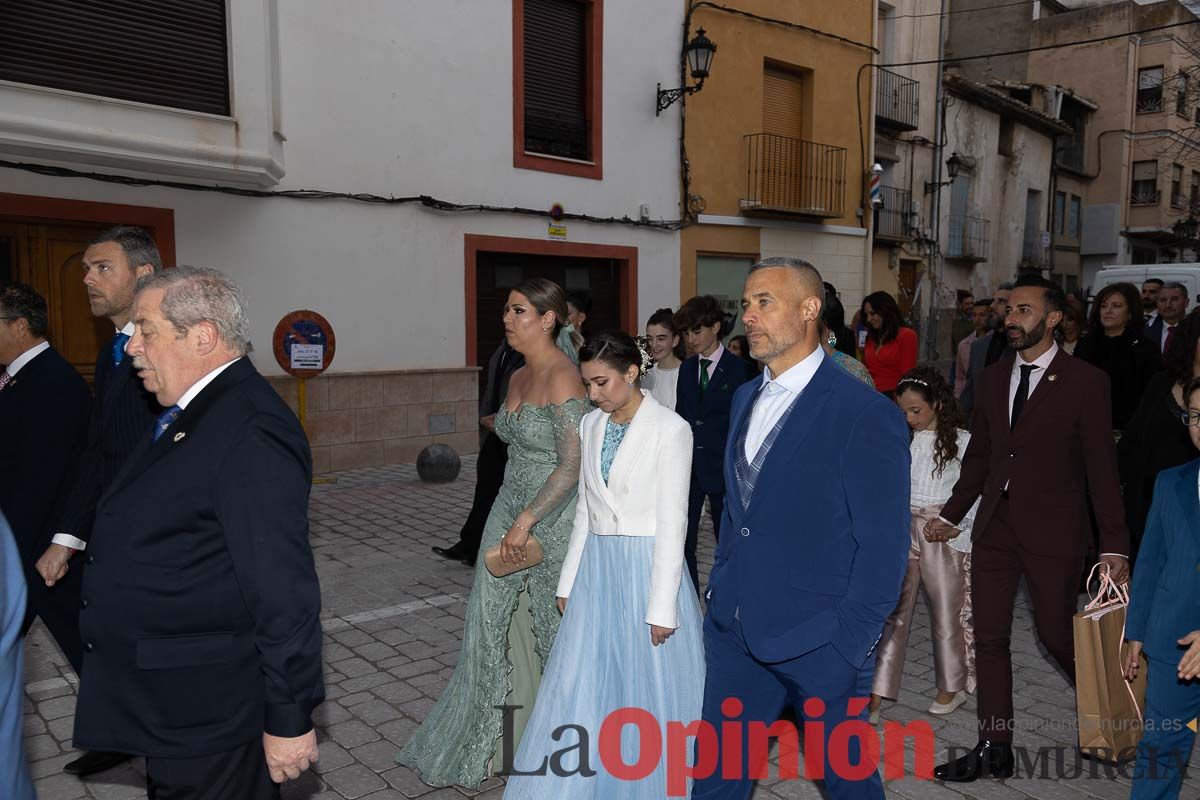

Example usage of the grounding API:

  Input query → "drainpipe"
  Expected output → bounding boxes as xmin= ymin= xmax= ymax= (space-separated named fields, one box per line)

xmin=926 ymin=0 xmax=950 ymax=362
xmin=865 ymin=0 xmax=880 ymax=307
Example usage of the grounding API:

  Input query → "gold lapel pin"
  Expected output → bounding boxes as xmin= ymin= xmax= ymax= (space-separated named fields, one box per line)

xmin=1047 ymin=374 xmax=1058 ymax=382
xmin=173 ymin=432 xmax=186 ymax=442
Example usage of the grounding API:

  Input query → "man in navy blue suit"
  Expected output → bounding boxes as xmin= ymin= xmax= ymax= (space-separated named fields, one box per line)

xmin=674 ymin=295 xmax=753 ymax=591
xmin=694 ymin=258 xmax=910 ymax=800
xmin=0 ymin=511 xmax=35 ymax=800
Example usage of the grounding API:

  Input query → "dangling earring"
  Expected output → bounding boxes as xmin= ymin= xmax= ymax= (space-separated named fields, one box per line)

xmin=627 ymin=381 xmax=635 ymax=387
xmin=827 ymin=330 xmax=838 ymax=347
xmin=542 ymin=324 xmax=550 ymax=333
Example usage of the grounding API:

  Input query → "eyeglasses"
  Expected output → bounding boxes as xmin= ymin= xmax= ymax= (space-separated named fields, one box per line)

xmin=1180 ymin=411 xmax=1200 ymax=427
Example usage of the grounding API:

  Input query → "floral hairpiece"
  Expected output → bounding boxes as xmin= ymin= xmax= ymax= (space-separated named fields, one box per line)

xmin=634 ymin=335 xmax=654 ymax=377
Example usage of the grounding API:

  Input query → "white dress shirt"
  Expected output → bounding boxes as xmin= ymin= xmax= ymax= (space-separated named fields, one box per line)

xmin=3 ymin=341 xmax=50 ymax=376
xmin=1007 ymin=342 xmax=1059 ymax=421
xmin=52 ymin=357 xmax=243 ymax=552
xmin=699 ymin=343 xmax=725 ymax=384
xmin=744 ymin=346 xmax=824 ymax=460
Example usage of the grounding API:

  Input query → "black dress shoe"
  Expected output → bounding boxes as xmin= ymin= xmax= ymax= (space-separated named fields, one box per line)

xmin=63 ymin=750 xmax=131 ymax=777
xmin=432 ymin=542 xmax=474 ymax=566
xmin=934 ymin=739 xmax=1015 ymax=782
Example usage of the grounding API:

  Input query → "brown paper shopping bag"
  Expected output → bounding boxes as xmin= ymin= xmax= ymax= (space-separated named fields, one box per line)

xmin=1074 ymin=565 xmax=1147 ymax=763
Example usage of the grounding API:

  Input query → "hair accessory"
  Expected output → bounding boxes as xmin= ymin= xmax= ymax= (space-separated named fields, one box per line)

xmin=898 ymin=377 xmax=930 ymax=389
xmin=634 ymin=336 xmax=654 ymax=377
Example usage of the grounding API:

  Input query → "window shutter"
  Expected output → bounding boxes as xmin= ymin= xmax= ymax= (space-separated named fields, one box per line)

xmin=1133 ymin=161 xmax=1158 ymax=182
xmin=762 ymin=68 xmax=804 ymax=139
xmin=524 ymin=0 xmax=589 ymax=160
xmin=0 ymin=0 xmax=229 ymax=116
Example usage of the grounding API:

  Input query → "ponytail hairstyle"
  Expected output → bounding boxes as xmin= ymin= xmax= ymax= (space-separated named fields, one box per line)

xmin=895 ymin=366 xmax=965 ymax=478
xmin=646 ymin=306 xmax=686 ymax=360
xmin=579 ymin=330 xmax=654 ymax=382
xmin=513 ymin=277 xmax=583 ymax=351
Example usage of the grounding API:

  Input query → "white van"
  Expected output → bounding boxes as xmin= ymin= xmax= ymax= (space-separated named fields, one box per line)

xmin=1089 ymin=265 xmax=1200 ymax=313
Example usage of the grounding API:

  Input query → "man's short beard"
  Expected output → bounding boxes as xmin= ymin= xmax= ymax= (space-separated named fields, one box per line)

xmin=1008 ymin=317 xmax=1048 ymax=351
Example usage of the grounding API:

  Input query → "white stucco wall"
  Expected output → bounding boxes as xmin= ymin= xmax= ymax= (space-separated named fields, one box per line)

xmin=0 ymin=0 xmax=684 ymax=374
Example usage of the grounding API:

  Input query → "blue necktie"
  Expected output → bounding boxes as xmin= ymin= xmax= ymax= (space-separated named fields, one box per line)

xmin=111 ymin=332 xmax=130 ymax=366
xmin=152 ymin=405 xmax=182 ymax=442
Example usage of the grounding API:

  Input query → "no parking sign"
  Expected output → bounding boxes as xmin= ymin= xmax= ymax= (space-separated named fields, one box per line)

xmin=273 ymin=310 xmax=336 ymax=378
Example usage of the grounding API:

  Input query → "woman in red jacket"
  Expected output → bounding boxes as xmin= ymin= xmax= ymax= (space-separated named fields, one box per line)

xmin=861 ymin=291 xmax=919 ymax=397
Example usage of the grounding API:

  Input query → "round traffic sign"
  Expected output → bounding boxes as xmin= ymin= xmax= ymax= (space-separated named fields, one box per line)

xmin=273 ymin=310 xmax=336 ymax=378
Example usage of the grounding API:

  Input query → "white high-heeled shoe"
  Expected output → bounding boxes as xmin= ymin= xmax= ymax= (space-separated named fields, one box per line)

xmin=928 ymin=691 xmax=968 ymax=715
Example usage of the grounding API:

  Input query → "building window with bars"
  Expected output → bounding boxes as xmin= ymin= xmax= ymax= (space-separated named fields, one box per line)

xmin=1131 ymin=161 xmax=1159 ymax=205
xmin=1068 ymin=195 xmax=1081 ymax=240
xmin=0 ymin=0 xmax=229 ymax=115
xmin=1178 ymin=73 xmax=1191 ymax=117
xmin=514 ymin=0 xmax=603 ymax=179
xmin=1137 ymin=67 xmax=1164 ymax=113
xmin=1192 ymin=171 xmax=1200 ymax=207
xmin=1172 ymin=164 xmax=1186 ymax=208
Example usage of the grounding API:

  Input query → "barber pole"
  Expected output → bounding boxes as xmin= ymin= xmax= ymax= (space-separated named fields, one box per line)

xmin=869 ymin=163 xmax=883 ymax=209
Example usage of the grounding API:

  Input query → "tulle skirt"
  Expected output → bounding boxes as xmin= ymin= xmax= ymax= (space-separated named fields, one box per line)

xmin=503 ymin=534 xmax=705 ymax=799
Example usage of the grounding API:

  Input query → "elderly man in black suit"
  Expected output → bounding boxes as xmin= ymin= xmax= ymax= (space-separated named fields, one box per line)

xmin=72 ymin=267 xmax=324 ymax=799
xmin=0 ymin=283 xmax=91 ymax=672
xmin=32 ymin=226 xmax=164 ymax=777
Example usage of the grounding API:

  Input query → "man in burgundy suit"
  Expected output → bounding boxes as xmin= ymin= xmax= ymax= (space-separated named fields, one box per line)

xmin=927 ymin=277 xmax=1130 ymax=782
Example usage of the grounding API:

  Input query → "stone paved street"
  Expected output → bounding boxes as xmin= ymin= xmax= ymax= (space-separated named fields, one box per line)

xmin=22 ymin=457 xmax=1200 ymax=799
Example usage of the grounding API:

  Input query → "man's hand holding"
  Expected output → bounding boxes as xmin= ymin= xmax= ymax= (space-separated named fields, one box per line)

xmin=923 ymin=517 xmax=956 ymax=543
xmin=1099 ymin=554 xmax=1129 ymax=585
xmin=36 ymin=543 xmax=74 ymax=587
xmin=264 ymin=729 xmax=318 ymax=783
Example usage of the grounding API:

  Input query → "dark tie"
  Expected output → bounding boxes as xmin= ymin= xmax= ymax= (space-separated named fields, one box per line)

xmin=700 ymin=358 xmax=712 ymax=396
xmin=111 ymin=332 xmax=130 ymax=366
xmin=1010 ymin=364 xmax=1036 ymax=431
xmin=152 ymin=405 xmax=182 ymax=442
xmin=1164 ymin=325 xmax=1177 ymax=354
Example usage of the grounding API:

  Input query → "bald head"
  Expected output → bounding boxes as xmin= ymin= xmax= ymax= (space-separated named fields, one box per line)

xmin=748 ymin=257 xmax=826 ymax=305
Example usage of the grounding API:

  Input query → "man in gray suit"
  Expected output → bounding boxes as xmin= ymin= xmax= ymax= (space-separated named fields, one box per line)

xmin=959 ymin=282 xmax=1013 ymax=417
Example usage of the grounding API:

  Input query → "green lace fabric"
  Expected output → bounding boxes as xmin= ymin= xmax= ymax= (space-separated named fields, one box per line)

xmin=397 ymin=397 xmax=588 ymax=788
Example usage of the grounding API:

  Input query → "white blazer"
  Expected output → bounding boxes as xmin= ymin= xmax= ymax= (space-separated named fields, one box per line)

xmin=556 ymin=391 xmax=693 ymax=629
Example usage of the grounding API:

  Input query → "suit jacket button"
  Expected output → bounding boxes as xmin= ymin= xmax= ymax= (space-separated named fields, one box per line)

xmin=696 ymin=420 xmax=705 ymax=426
xmin=741 ymin=527 xmax=750 ymax=537
xmin=80 ymin=599 xmax=88 ymax=610
xmin=84 ymin=642 xmax=94 ymax=652
xmin=86 ymin=555 xmax=95 ymax=565
xmin=1009 ymin=452 xmax=1015 ymax=458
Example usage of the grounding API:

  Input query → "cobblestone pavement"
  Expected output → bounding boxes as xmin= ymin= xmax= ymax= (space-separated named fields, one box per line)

xmin=23 ymin=458 xmax=1200 ymax=799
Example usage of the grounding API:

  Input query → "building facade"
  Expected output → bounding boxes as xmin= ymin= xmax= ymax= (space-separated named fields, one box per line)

xmin=0 ymin=0 xmax=684 ymax=471
xmin=677 ymin=0 xmax=877 ymax=333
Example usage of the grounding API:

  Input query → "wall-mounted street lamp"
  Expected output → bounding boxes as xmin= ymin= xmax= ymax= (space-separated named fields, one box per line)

xmin=656 ymin=28 xmax=717 ymax=116
xmin=924 ymin=152 xmax=965 ymax=193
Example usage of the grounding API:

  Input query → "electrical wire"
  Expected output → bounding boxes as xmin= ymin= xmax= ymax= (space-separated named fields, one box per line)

xmin=882 ymin=17 xmax=1199 ymax=68
xmin=0 ymin=159 xmax=683 ymax=230
xmin=889 ymin=0 xmax=1038 ymax=21
xmin=689 ymin=1 xmax=878 ymax=53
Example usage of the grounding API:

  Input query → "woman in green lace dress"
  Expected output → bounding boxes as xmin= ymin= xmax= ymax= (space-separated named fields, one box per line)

xmin=398 ymin=278 xmax=587 ymax=789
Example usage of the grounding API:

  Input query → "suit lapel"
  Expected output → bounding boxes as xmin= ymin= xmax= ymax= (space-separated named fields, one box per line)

xmin=605 ymin=393 xmax=653 ymax=501
xmin=586 ymin=410 xmax=618 ymax=513
xmin=101 ymin=359 xmax=255 ymax=504
xmin=99 ymin=357 xmax=136 ymax=426
xmin=1014 ymin=349 xmax=1066 ymax=431
xmin=701 ymin=351 xmax=730 ymax=412
xmin=744 ymin=360 xmax=835 ymax=516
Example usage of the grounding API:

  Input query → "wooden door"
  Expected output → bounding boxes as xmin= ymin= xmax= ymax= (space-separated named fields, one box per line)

xmin=0 ymin=221 xmax=111 ymax=381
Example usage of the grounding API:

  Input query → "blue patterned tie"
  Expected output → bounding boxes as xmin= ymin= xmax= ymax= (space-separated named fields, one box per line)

xmin=152 ymin=405 xmax=182 ymax=442
xmin=111 ymin=332 xmax=130 ymax=366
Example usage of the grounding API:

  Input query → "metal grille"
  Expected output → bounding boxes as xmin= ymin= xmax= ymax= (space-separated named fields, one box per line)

xmin=743 ymin=133 xmax=846 ymax=218
xmin=876 ymin=68 xmax=919 ymax=131
xmin=0 ymin=0 xmax=229 ymax=115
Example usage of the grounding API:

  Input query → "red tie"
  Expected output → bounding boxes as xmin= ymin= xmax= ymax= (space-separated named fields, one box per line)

xmin=1164 ymin=325 xmax=1177 ymax=354
xmin=0 ymin=372 xmax=11 ymax=393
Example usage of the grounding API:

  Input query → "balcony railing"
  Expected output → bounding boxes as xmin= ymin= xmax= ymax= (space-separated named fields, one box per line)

xmin=1130 ymin=188 xmax=1160 ymax=206
xmin=876 ymin=68 xmax=920 ymax=131
xmin=874 ymin=185 xmax=912 ymax=240
xmin=741 ymin=133 xmax=846 ymax=218
xmin=946 ymin=214 xmax=990 ymax=261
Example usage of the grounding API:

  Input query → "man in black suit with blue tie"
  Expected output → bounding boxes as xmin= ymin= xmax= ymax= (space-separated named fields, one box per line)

xmin=675 ymin=295 xmax=753 ymax=591
xmin=0 ymin=284 xmax=91 ymax=672
xmin=32 ymin=226 xmax=163 ymax=777
xmin=73 ymin=266 xmax=323 ymax=799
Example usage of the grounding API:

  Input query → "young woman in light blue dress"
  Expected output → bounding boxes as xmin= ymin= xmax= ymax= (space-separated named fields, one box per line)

xmin=504 ymin=331 xmax=705 ymax=799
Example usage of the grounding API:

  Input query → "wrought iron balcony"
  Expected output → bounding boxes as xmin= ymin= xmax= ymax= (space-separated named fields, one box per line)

xmin=741 ymin=133 xmax=846 ymax=219
xmin=874 ymin=185 xmax=913 ymax=241
xmin=946 ymin=214 xmax=990 ymax=262
xmin=876 ymin=68 xmax=920 ymax=131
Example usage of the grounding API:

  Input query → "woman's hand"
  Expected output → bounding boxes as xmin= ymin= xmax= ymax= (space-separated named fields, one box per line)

xmin=1123 ymin=640 xmax=1143 ymax=682
xmin=500 ymin=517 xmax=533 ymax=565
xmin=1178 ymin=631 xmax=1200 ymax=680
xmin=923 ymin=517 xmax=956 ymax=543
xmin=556 ymin=597 xmax=567 ymax=615
xmin=650 ymin=625 xmax=677 ymax=647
